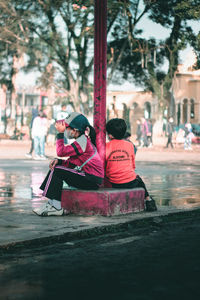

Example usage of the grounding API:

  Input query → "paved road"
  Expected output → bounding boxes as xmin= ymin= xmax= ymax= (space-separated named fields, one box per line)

xmin=1 ymin=210 xmax=200 ymax=300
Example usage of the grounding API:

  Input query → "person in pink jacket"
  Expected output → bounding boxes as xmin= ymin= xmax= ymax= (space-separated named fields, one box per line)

xmin=33 ymin=112 xmax=104 ymax=216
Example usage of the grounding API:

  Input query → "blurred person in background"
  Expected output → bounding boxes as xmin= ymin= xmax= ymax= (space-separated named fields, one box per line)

xmin=57 ymin=104 xmax=69 ymax=144
xmin=47 ymin=119 xmax=57 ymax=146
xmin=25 ymin=107 xmax=38 ymax=158
xmin=141 ymin=117 xmax=149 ymax=147
xmin=124 ymin=131 xmax=137 ymax=155
xmin=136 ymin=119 xmax=142 ymax=148
xmin=56 ymin=104 xmax=69 ymax=121
xmin=31 ymin=109 xmax=48 ymax=160
xmin=147 ymin=119 xmax=153 ymax=147
xmin=162 ymin=117 xmax=167 ymax=137
xmin=165 ymin=117 xmax=174 ymax=149
xmin=184 ymin=123 xmax=194 ymax=150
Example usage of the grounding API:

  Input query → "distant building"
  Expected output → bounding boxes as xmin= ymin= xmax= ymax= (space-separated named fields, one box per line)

xmin=173 ymin=66 xmax=200 ymax=125
xmin=107 ymin=90 xmax=157 ymax=134
xmin=0 ymin=61 xmax=200 ymax=135
xmin=107 ymin=65 xmax=200 ymax=134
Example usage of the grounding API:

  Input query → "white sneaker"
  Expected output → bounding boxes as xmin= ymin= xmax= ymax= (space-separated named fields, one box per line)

xmin=40 ymin=155 xmax=47 ymax=160
xmin=33 ymin=155 xmax=41 ymax=160
xmin=33 ymin=202 xmax=64 ymax=216
xmin=33 ymin=202 xmax=48 ymax=214
xmin=25 ymin=153 xmax=32 ymax=158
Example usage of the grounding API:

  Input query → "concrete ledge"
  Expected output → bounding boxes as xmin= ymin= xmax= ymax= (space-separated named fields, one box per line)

xmin=1 ymin=206 xmax=200 ymax=251
xmin=61 ymin=188 xmax=145 ymax=216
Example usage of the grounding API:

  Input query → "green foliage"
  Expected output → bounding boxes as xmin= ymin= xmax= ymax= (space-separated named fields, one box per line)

xmin=0 ymin=0 xmax=199 ymax=114
xmin=108 ymin=0 xmax=200 ymax=113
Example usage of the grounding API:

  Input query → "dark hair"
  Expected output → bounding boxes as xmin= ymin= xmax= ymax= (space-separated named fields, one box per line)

xmin=106 ymin=118 xmax=127 ymax=139
xmin=39 ymin=110 xmax=46 ymax=117
xmin=124 ymin=131 xmax=131 ymax=139
xmin=88 ymin=125 xmax=96 ymax=146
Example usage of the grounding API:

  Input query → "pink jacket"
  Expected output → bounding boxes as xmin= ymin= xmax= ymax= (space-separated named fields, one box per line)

xmin=56 ymin=133 xmax=104 ymax=183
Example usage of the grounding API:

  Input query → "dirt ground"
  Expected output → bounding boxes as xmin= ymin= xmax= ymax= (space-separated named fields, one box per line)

xmin=1 ymin=210 xmax=200 ymax=300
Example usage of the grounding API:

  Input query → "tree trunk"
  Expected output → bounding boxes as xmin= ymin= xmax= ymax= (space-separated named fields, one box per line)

xmin=68 ymin=77 xmax=80 ymax=112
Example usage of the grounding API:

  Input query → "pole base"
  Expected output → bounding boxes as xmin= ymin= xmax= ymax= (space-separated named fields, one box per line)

xmin=61 ymin=188 xmax=145 ymax=216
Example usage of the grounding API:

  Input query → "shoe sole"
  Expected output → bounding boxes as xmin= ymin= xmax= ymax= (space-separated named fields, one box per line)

xmin=32 ymin=209 xmax=64 ymax=216
xmin=32 ymin=209 xmax=42 ymax=216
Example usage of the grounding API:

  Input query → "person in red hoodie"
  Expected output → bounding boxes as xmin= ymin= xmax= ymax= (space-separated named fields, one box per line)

xmin=33 ymin=112 xmax=104 ymax=216
xmin=105 ymin=118 xmax=157 ymax=212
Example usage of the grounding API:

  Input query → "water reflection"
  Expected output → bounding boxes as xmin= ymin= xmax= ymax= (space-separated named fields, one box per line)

xmin=0 ymin=162 xmax=200 ymax=212
xmin=0 ymin=166 xmax=46 ymax=213
xmin=137 ymin=162 xmax=200 ymax=209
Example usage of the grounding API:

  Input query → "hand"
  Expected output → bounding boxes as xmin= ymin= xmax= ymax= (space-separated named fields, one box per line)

xmin=55 ymin=120 xmax=66 ymax=133
xmin=49 ymin=159 xmax=58 ymax=170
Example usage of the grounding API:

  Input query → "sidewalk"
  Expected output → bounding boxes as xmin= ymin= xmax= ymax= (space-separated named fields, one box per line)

xmin=0 ymin=140 xmax=57 ymax=160
xmin=0 ymin=139 xmax=200 ymax=161
xmin=0 ymin=139 xmax=200 ymax=250
xmin=0 ymin=204 xmax=196 ymax=250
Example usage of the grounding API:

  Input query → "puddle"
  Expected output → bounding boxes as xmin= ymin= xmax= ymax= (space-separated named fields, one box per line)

xmin=0 ymin=161 xmax=199 ymax=212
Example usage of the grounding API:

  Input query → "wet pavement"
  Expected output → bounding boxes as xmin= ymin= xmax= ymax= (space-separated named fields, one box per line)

xmin=137 ymin=161 xmax=200 ymax=208
xmin=0 ymin=157 xmax=200 ymax=248
xmin=1 ymin=210 xmax=200 ymax=300
xmin=1 ymin=141 xmax=200 ymax=300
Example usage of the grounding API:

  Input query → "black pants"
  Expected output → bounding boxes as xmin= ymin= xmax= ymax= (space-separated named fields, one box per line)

xmin=166 ymin=134 xmax=173 ymax=148
xmin=142 ymin=134 xmax=148 ymax=147
xmin=40 ymin=166 xmax=99 ymax=201
xmin=110 ymin=175 xmax=149 ymax=198
xmin=28 ymin=138 xmax=34 ymax=154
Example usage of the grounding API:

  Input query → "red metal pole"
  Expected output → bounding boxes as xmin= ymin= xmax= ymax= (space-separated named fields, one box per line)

xmin=94 ymin=0 xmax=107 ymax=168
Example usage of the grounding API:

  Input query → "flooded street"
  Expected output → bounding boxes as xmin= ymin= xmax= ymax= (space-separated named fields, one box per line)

xmin=137 ymin=161 xmax=200 ymax=209
xmin=0 ymin=159 xmax=200 ymax=212
xmin=0 ymin=160 xmax=47 ymax=213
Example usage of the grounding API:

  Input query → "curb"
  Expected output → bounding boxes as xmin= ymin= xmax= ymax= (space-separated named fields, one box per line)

xmin=1 ymin=207 xmax=200 ymax=253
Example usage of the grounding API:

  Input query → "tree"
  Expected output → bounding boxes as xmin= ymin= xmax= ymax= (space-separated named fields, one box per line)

xmin=1 ymin=0 xmax=199 ymax=119
xmin=0 ymin=0 xmax=158 ymax=115
xmin=0 ymin=0 xmax=31 ymax=133
xmin=107 ymin=0 xmax=158 ymax=83
xmin=108 ymin=0 xmax=200 ymax=117
xmin=19 ymin=0 xmax=95 ymax=113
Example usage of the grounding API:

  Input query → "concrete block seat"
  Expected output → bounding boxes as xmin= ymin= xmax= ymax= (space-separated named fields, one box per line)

xmin=61 ymin=186 xmax=145 ymax=216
